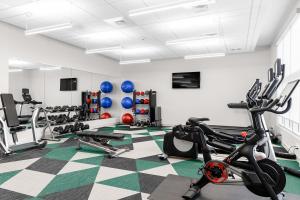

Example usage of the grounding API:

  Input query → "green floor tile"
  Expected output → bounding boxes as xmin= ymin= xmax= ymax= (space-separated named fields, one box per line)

xmin=155 ymin=140 xmax=164 ymax=151
xmin=110 ymin=138 xmax=132 ymax=147
xmin=46 ymin=143 xmax=61 ymax=149
xmin=278 ymin=159 xmax=300 ymax=194
xmin=136 ymin=159 xmax=167 ymax=171
xmin=99 ymin=173 xmax=140 ymax=192
xmin=74 ymin=156 xmax=104 ymax=166
xmin=44 ymin=146 xmax=77 ymax=161
xmin=39 ymin=167 xmax=99 ymax=197
xmin=172 ymin=159 xmax=203 ymax=178
xmin=152 ymin=135 xmax=164 ymax=140
xmin=0 ymin=170 xmax=21 ymax=185
xmin=79 ymin=145 xmax=107 ymax=154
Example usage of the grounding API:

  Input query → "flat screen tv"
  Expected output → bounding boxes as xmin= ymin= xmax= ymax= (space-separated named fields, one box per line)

xmin=172 ymin=72 xmax=200 ymax=89
xmin=60 ymin=78 xmax=77 ymax=91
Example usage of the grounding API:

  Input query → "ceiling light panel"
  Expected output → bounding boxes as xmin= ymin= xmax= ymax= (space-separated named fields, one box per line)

xmin=141 ymin=15 xmax=219 ymax=44
xmin=25 ymin=22 xmax=73 ymax=35
xmin=184 ymin=53 xmax=225 ymax=59
xmin=129 ymin=0 xmax=216 ymax=17
xmin=72 ymin=0 xmax=123 ymax=20
xmin=119 ymin=59 xmax=151 ymax=65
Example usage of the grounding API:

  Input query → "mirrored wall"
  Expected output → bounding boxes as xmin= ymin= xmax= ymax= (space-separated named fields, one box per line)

xmin=8 ymin=58 xmax=120 ymax=117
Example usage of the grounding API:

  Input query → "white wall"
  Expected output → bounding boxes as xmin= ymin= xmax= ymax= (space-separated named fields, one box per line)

xmin=121 ymin=49 xmax=270 ymax=126
xmin=0 ymin=21 xmax=120 ymax=95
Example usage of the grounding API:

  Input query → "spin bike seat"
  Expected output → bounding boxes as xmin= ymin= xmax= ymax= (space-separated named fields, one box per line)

xmin=188 ymin=118 xmax=210 ymax=126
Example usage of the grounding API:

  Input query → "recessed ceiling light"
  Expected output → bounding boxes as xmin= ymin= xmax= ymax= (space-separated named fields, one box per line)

xmin=40 ymin=66 xmax=61 ymax=71
xmin=184 ymin=53 xmax=226 ymax=59
xmin=129 ymin=0 xmax=216 ymax=17
xmin=9 ymin=69 xmax=23 ymax=73
xmin=25 ymin=22 xmax=73 ymax=36
xmin=8 ymin=59 xmax=31 ymax=67
xmin=166 ymin=34 xmax=219 ymax=45
xmin=119 ymin=59 xmax=151 ymax=65
xmin=85 ymin=46 xmax=122 ymax=54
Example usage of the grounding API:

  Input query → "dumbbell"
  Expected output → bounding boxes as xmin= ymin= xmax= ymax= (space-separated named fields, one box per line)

xmin=53 ymin=126 xmax=64 ymax=134
xmin=135 ymin=91 xmax=141 ymax=96
xmin=63 ymin=125 xmax=71 ymax=133
xmin=140 ymin=99 xmax=144 ymax=104
xmin=82 ymin=124 xmax=90 ymax=130
xmin=144 ymin=109 xmax=149 ymax=114
xmin=141 ymin=91 xmax=145 ymax=96
xmin=136 ymin=121 xmax=141 ymax=127
xmin=136 ymin=109 xmax=141 ymax=114
xmin=145 ymin=91 xmax=150 ymax=95
xmin=144 ymin=99 xmax=149 ymax=104
xmin=60 ymin=106 xmax=69 ymax=112
xmin=53 ymin=106 xmax=61 ymax=112
xmin=135 ymin=99 xmax=140 ymax=104
xmin=140 ymin=109 xmax=145 ymax=114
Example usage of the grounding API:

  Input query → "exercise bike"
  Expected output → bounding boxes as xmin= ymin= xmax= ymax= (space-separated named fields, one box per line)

xmin=182 ymin=79 xmax=299 ymax=200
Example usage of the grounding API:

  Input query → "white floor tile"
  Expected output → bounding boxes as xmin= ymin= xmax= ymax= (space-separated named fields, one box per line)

xmin=95 ymin=166 xmax=134 ymax=182
xmin=120 ymin=140 xmax=162 ymax=159
xmin=0 ymin=158 xmax=39 ymax=173
xmin=58 ymin=161 xmax=96 ymax=175
xmin=70 ymin=152 xmax=100 ymax=161
xmin=148 ymin=131 xmax=166 ymax=136
xmin=88 ymin=184 xmax=138 ymax=200
xmin=0 ymin=169 xmax=55 ymax=196
xmin=141 ymin=164 xmax=178 ymax=177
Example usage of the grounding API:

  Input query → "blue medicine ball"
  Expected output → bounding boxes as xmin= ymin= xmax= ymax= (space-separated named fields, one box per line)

xmin=121 ymin=97 xmax=133 ymax=109
xmin=121 ymin=80 xmax=134 ymax=93
xmin=101 ymin=97 xmax=112 ymax=108
xmin=100 ymin=81 xmax=113 ymax=93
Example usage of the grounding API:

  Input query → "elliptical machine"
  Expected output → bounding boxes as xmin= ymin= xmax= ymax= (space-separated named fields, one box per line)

xmin=182 ymin=79 xmax=299 ymax=200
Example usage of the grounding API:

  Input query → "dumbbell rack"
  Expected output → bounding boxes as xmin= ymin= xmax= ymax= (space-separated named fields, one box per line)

xmin=132 ymin=90 xmax=152 ymax=126
xmin=81 ymin=91 xmax=101 ymax=120
xmin=44 ymin=107 xmax=81 ymax=138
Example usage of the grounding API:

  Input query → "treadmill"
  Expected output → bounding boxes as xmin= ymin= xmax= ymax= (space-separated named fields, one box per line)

xmin=15 ymin=88 xmax=42 ymax=124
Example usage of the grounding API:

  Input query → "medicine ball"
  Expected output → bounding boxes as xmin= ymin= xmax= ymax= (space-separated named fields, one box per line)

xmin=101 ymin=97 xmax=112 ymax=108
xmin=122 ymin=113 xmax=134 ymax=124
xmin=100 ymin=112 xmax=112 ymax=119
xmin=121 ymin=80 xmax=134 ymax=93
xmin=100 ymin=81 xmax=113 ymax=93
xmin=121 ymin=97 xmax=133 ymax=109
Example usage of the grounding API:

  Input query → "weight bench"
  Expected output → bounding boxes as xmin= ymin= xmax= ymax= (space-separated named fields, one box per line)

xmin=76 ymin=130 xmax=130 ymax=158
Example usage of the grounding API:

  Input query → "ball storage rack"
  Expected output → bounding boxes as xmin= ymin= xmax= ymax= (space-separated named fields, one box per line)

xmin=81 ymin=91 xmax=101 ymax=121
xmin=132 ymin=89 xmax=160 ymax=127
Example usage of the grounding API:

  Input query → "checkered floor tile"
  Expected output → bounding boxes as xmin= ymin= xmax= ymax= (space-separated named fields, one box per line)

xmin=0 ymin=125 xmax=299 ymax=200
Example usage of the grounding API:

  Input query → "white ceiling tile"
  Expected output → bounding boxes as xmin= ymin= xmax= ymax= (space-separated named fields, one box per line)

xmin=0 ymin=0 xmax=295 ymax=61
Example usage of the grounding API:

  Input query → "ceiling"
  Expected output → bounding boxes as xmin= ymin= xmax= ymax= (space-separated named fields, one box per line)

xmin=0 ymin=0 xmax=296 ymax=61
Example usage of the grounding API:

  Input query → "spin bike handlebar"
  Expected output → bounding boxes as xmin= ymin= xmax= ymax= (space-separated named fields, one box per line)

xmin=249 ymin=97 xmax=291 ymax=115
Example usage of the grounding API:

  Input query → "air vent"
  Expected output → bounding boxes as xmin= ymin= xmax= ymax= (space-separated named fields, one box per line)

xmin=230 ymin=48 xmax=242 ymax=51
xmin=104 ymin=17 xmax=127 ymax=27
xmin=190 ymin=4 xmax=209 ymax=12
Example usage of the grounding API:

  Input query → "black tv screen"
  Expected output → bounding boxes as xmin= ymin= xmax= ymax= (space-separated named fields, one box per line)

xmin=172 ymin=72 xmax=200 ymax=89
xmin=60 ymin=78 xmax=77 ymax=91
